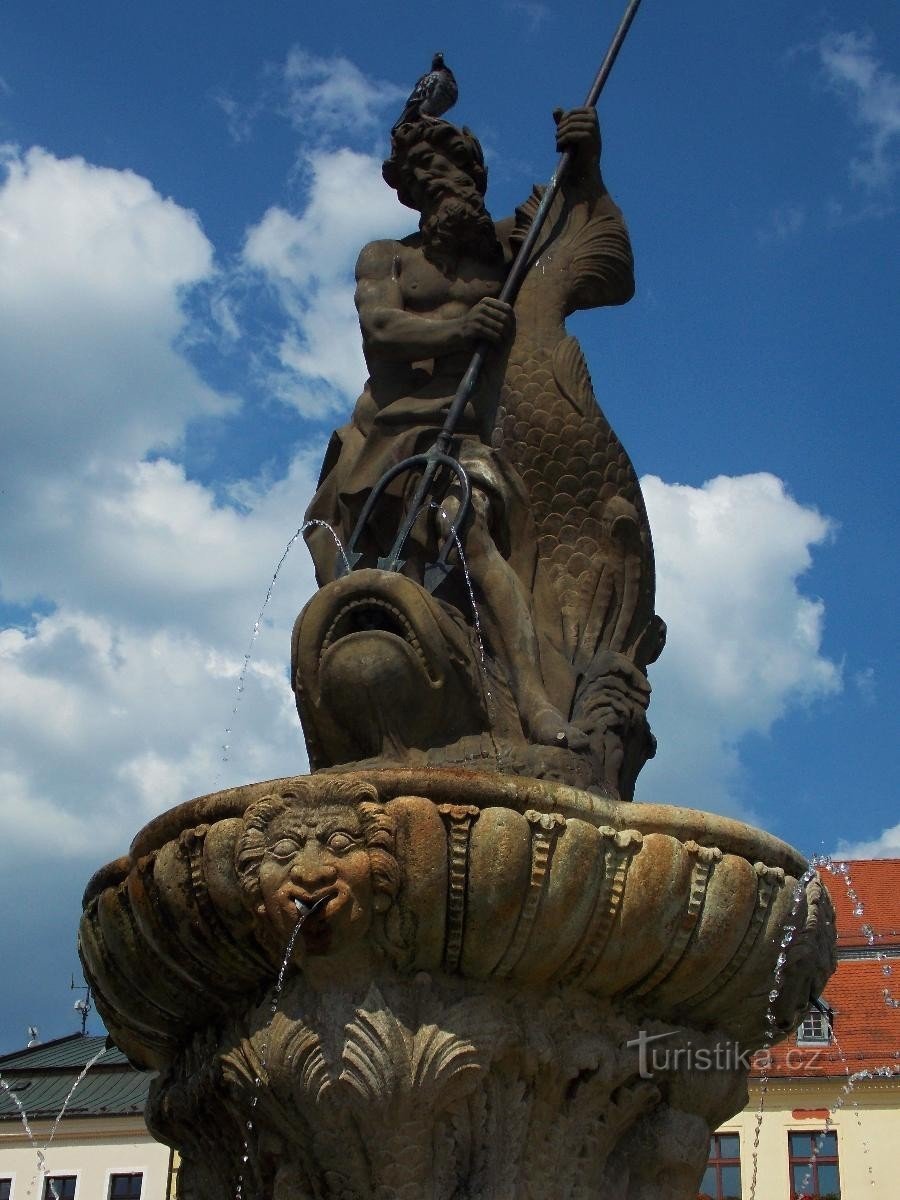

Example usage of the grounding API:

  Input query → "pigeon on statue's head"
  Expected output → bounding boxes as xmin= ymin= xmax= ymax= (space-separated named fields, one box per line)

xmin=393 ymin=52 xmax=458 ymax=130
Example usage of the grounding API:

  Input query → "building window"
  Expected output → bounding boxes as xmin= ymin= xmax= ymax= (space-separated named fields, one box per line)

xmin=789 ymin=1130 xmax=841 ymax=1199
xmin=796 ymin=1005 xmax=832 ymax=1045
xmin=1 ymin=1179 xmax=12 ymax=1200
xmin=42 ymin=1179 xmax=76 ymax=1200
xmin=108 ymin=1176 xmax=142 ymax=1200
xmin=699 ymin=1132 xmax=742 ymax=1199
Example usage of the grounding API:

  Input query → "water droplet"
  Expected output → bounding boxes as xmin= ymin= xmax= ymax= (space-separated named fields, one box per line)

xmin=883 ymin=964 xmax=893 ymax=976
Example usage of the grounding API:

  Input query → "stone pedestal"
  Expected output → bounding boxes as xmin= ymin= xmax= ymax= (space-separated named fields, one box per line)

xmin=80 ymin=769 xmax=835 ymax=1200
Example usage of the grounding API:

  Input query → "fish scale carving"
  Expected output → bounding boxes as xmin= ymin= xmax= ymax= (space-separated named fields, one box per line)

xmin=494 ymin=328 xmax=654 ymax=659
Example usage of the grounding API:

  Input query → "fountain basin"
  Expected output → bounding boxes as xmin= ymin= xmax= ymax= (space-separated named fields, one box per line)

xmin=80 ymin=768 xmax=834 ymax=1068
xmin=79 ymin=769 xmax=836 ymax=1199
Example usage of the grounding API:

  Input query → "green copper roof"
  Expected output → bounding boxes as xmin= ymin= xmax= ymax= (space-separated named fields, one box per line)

xmin=0 ymin=1034 xmax=151 ymax=1120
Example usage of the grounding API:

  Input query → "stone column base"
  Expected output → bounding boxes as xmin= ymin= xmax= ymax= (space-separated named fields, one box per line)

xmin=147 ymin=972 xmax=747 ymax=1200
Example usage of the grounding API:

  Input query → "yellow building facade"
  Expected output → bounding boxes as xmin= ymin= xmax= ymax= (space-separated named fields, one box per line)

xmin=706 ymin=857 xmax=900 ymax=1199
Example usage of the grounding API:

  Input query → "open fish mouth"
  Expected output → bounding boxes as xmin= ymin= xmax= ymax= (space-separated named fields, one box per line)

xmin=320 ymin=596 xmax=429 ymax=674
xmin=291 ymin=568 xmax=490 ymax=768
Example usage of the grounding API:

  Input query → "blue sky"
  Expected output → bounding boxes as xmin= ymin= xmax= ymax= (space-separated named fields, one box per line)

xmin=1 ymin=1 xmax=897 ymax=1051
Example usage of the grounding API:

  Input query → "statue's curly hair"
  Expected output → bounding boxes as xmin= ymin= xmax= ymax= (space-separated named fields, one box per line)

xmin=234 ymin=777 xmax=399 ymax=907
xmin=383 ymin=118 xmax=488 ymax=210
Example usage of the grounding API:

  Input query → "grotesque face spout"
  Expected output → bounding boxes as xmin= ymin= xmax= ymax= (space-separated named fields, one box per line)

xmin=291 ymin=569 xmax=490 ymax=769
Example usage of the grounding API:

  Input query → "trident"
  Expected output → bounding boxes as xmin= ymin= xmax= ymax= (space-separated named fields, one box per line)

xmin=338 ymin=0 xmax=645 ymax=590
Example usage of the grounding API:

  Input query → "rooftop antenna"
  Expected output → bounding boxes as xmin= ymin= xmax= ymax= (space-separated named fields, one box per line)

xmin=26 ymin=1025 xmax=40 ymax=1047
xmin=70 ymin=976 xmax=93 ymax=1036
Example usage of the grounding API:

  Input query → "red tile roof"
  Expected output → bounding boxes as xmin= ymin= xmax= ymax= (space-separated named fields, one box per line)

xmin=823 ymin=857 xmax=900 ymax=950
xmin=754 ymin=859 xmax=900 ymax=1080
xmin=759 ymin=959 xmax=900 ymax=1078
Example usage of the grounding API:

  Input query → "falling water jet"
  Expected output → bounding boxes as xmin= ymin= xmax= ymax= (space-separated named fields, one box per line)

xmin=431 ymin=501 xmax=504 ymax=773
xmin=820 ymin=857 xmax=899 ymax=1010
xmin=215 ymin=519 xmax=350 ymax=786
xmin=0 ymin=1075 xmax=45 ymax=1199
xmin=40 ymin=1044 xmax=107 ymax=1159
xmin=4 ymin=1043 xmax=109 ymax=1200
xmin=753 ymin=854 xmax=891 ymax=1199
xmin=233 ymin=895 xmax=328 ymax=1200
xmin=828 ymin=1029 xmax=878 ymax=1191
xmin=747 ymin=859 xmax=822 ymax=1200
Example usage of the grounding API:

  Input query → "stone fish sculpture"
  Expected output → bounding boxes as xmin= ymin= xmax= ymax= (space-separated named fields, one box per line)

xmin=299 ymin=106 xmax=663 ymax=799
xmin=78 ymin=31 xmax=837 ymax=1200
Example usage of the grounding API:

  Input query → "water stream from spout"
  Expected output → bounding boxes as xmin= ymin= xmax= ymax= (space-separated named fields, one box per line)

xmin=747 ymin=859 xmax=821 ymax=1200
xmin=234 ymin=897 xmax=327 ymax=1200
xmin=432 ymin=503 xmax=503 ymax=773
xmin=750 ymin=853 xmax=898 ymax=1200
xmin=827 ymin=1030 xmax=877 ymax=1191
xmin=40 ymin=1045 xmax=108 ymax=1155
xmin=2 ymin=1041 xmax=106 ymax=1200
xmin=0 ymin=1075 xmax=43 ymax=1191
xmin=216 ymin=520 xmax=349 ymax=786
xmin=822 ymin=857 xmax=899 ymax=1011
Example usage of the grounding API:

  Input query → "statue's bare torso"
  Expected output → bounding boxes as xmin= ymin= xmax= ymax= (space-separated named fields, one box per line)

xmin=355 ymin=234 xmax=512 ymax=408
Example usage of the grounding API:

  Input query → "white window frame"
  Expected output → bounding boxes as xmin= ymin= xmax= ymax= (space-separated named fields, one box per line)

xmin=40 ymin=1171 xmax=79 ymax=1200
xmin=104 ymin=1166 xmax=147 ymax=1200
xmin=796 ymin=1005 xmax=832 ymax=1045
xmin=0 ymin=1171 xmax=16 ymax=1200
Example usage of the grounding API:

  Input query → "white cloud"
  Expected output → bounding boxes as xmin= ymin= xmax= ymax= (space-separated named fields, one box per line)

xmin=0 ymin=144 xmax=325 ymax=870
xmin=834 ymin=823 xmax=900 ymax=860
xmin=853 ymin=666 xmax=877 ymax=705
xmin=0 ymin=608 xmax=307 ymax=863
xmin=282 ymin=48 xmax=404 ymax=138
xmin=213 ymin=91 xmax=260 ymax=145
xmin=243 ymin=146 xmax=413 ymax=411
xmin=818 ymin=29 xmax=900 ymax=191
xmin=636 ymin=473 xmax=841 ymax=818
xmin=0 ymin=146 xmax=231 ymax=494
xmin=0 ymin=63 xmax=417 ymax=895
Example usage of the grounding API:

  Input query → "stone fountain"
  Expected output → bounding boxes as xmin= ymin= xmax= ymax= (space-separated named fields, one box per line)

xmin=79 ymin=94 xmax=835 ymax=1200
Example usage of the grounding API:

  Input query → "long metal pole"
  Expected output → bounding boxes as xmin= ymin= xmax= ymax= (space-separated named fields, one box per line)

xmin=433 ymin=0 xmax=645 ymax=457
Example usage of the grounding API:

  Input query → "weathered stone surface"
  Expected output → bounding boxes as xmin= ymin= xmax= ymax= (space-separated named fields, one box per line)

xmin=147 ymin=974 xmax=746 ymax=1200
xmin=78 ymin=81 xmax=839 ymax=1200
xmin=80 ymin=771 xmax=835 ymax=1198
xmin=300 ymin=108 xmax=661 ymax=799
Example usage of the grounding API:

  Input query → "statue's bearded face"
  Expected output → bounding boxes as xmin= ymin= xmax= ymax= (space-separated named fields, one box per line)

xmin=386 ymin=127 xmax=500 ymax=267
xmin=419 ymin=182 xmax=499 ymax=266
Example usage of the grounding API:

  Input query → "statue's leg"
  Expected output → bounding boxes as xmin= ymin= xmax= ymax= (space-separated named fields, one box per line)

xmin=437 ymin=490 xmax=588 ymax=750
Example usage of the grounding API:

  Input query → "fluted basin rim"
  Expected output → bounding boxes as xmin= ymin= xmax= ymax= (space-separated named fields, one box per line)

xmin=85 ymin=766 xmax=808 ymax=905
